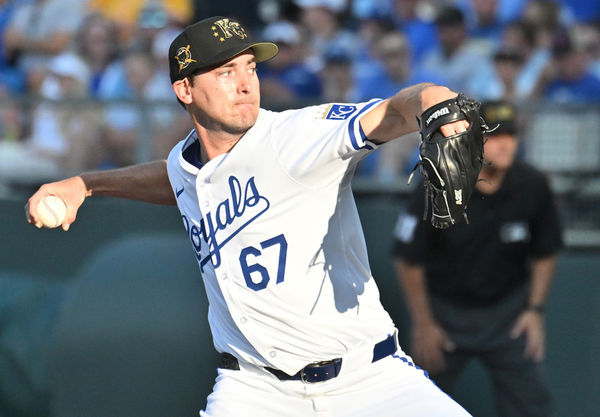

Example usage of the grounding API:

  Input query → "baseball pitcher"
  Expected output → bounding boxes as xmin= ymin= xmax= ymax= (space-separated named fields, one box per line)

xmin=26 ymin=16 xmax=485 ymax=417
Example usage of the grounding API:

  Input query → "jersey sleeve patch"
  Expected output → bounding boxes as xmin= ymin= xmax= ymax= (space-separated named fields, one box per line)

xmin=325 ymin=104 xmax=357 ymax=120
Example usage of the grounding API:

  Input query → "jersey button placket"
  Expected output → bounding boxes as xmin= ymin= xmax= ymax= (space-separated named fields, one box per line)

xmin=196 ymin=177 xmax=210 ymax=215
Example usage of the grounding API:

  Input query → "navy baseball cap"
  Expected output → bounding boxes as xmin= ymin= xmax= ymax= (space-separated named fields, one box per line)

xmin=169 ymin=16 xmax=279 ymax=83
xmin=480 ymin=100 xmax=518 ymax=135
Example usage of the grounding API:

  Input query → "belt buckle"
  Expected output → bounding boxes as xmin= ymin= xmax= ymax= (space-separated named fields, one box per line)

xmin=300 ymin=367 xmax=311 ymax=383
xmin=299 ymin=358 xmax=341 ymax=383
xmin=300 ymin=360 xmax=327 ymax=383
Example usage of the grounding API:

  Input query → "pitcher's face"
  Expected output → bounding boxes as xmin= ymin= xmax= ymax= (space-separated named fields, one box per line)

xmin=189 ymin=51 xmax=260 ymax=135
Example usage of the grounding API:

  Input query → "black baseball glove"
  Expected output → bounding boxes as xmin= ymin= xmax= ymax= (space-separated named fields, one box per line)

xmin=408 ymin=94 xmax=489 ymax=229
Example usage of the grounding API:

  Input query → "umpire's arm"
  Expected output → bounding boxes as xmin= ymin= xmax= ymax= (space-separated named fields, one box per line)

xmin=360 ymin=83 xmax=467 ymax=143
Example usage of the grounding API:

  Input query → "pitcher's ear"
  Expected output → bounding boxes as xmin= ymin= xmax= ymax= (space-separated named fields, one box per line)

xmin=172 ymin=78 xmax=192 ymax=105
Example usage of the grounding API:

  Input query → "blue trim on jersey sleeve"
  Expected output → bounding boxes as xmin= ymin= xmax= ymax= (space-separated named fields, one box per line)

xmin=348 ymin=99 xmax=382 ymax=150
xmin=359 ymin=123 xmax=374 ymax=150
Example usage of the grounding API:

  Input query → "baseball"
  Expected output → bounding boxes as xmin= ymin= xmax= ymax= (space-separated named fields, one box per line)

xmin=37 ymin=195 xmax=67 ymax=229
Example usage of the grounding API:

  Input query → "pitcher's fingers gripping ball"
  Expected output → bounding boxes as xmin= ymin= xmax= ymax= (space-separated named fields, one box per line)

xmin=36 ymin=195 xmax=67 ymax=229
xmin=409 ymin=94 xmax=490 ymax=229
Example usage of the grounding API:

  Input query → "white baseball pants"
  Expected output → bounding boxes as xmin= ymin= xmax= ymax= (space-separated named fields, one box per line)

xmin=200 ymin=351 xmax=472 ymax=417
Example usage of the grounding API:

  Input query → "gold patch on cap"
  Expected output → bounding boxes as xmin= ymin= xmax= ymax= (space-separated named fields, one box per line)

xmin=174 ymin=44 xmax=197 ymax=72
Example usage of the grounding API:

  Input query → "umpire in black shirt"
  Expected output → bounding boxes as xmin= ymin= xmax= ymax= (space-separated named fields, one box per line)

xmin=393 ymin=99 xmax=562 ymax=417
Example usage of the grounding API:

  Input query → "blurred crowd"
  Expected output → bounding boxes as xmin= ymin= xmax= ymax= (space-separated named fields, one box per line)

xmin=0 ymin=0 xmax=599 ymax=184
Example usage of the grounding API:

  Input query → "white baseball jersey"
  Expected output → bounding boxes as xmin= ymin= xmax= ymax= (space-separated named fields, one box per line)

xmin=166 ymin=100 xmax=397 ymax=376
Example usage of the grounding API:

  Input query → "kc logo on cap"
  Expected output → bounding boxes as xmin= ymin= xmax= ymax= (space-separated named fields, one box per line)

xmin=212 ymin=18 xmax=247 ymax=42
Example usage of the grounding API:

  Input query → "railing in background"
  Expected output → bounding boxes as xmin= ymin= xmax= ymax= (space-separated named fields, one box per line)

xmin=1 ymin=97 xmax=599 ymax=247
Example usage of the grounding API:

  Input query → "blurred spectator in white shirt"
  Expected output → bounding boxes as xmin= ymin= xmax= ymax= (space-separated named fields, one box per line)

xmin=27 ymin=52 xmax=103 ymax=175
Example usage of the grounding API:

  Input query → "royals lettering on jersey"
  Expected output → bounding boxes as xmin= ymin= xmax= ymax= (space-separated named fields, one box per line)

xmin=182 ymin=175 xmax=270 ymax=271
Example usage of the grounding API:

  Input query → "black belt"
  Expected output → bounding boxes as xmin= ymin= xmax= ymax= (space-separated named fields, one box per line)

xmin=219 ymin=334 xmax=397 ymax=383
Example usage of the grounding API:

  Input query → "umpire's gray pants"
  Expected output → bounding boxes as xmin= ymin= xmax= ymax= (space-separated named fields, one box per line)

xmin=428 ymin=288 xmax=552 ymax=417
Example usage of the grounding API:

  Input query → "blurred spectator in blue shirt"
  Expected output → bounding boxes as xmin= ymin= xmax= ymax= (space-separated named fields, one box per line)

xmin=100 ymin=49 xmax=175 ymax=167
xmin=464 ymin=0 xmax=505 ymax=52
xmin=75 ymin=13 xmax=123 ymax=98
xmin=555 ymin=0 xmax=600 ymax=23
xmin=496 ymin=0 xmax=528 ymax=23
xmin=259 ymin=20 xmax=322 ymax=104
xmin=457 ymin=0 xmax=528 ymax=25
xmin=350 ymin=4 xmax=396 ymax=100
xmin=468 ymin=45 xmax=525 ymax=100
xmin=294 ymin=0 xmax=357 ymax=72
xmin=0 ymin=0 xmax=26 ymax=93
xmin=390 ymin=0 xmax=438 ymax=65
xmin=418 ymin=6 xmax=491 ymax=93
xmin=522 ymin=0 xmax=562 ymax=50
xmin=535 ymin=29 xmax=600 ymax=103
xmin=501 ymin=20 xmax=550 ymax=97
xmin=354 ymin=31 xmax=438 ymax=181
xmin=352 ymin=0 xmax=394 ymax=21
xmin=468 ymin=19 xmax=551 ymax=100
xmin=320 ymin=47 xmax=358 ymax=102
xmin=356 ymin=31 xmax=446 ymax=100
xmin=3 ymin=0 xmax=86 ymax=93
